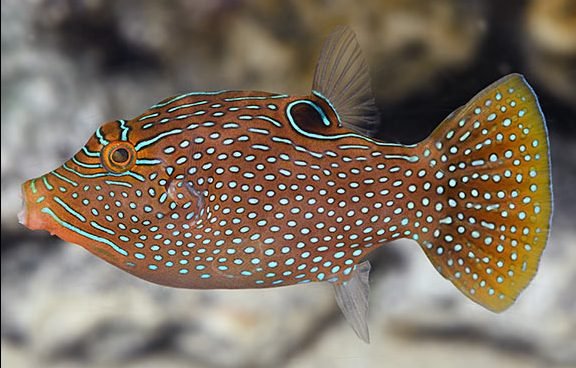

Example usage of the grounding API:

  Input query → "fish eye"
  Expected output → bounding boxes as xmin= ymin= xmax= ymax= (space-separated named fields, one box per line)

xmin=111 ymin=148 xmax=130 ymax=164
xmin=102 ymin=142 xmax=136 ymax=173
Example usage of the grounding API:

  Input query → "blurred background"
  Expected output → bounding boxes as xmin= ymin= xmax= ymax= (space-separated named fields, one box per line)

xmin=1 ymin=0 xmax=575 ymax=367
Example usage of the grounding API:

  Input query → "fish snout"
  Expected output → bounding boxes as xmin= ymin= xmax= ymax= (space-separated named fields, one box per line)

xmin=18 ymin=178 xmax=49 ymax=231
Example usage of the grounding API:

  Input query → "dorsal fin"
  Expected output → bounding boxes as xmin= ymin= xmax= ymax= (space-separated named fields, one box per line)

xmin=312 ymin=26 xmax=380 ymax=136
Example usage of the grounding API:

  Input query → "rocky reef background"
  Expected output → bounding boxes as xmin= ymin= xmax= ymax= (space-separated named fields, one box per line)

xmin=1 ymin=0 xmax=575 ymax=367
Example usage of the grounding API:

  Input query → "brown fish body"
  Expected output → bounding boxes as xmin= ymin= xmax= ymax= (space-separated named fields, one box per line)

xmin=19 ymin=27 xmax=552 ymax=342
xmin=21 ymin=90 xmax=421 ymax=289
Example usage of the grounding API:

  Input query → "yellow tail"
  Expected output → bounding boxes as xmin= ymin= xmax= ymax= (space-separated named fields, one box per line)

xmin=414 ymin=74 xmax=552 ymax=311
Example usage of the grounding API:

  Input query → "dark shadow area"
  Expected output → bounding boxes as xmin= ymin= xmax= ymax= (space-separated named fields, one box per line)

xmin=391 ymin=321 xmax=546 ymax=362
xmin=34 ymin=0 xmax=163 ymax=74
xmin=376 ymin=0 xmax=575 ymax=145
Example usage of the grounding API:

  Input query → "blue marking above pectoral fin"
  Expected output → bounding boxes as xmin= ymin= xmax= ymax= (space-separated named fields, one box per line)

xmin=285 ymin=99 xmax=337 ymax=136
xmin=312 ymin=26 xmax=380 ymax=136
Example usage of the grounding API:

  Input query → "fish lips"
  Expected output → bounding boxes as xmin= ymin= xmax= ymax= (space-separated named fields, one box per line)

xmin=18 ymin=178 xmax=55 ymax=233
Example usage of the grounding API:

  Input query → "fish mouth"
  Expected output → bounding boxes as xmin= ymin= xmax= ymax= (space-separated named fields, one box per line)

xmin=18 ymin=180 xmax=36 ymax=229
xmin=18 ymin=178 xmax=51 ymax=231
xmin=17 ymin=184 xmax=27 ymax=226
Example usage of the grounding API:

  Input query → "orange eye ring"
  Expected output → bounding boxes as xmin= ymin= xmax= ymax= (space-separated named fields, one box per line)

xmin=101 ymin=141 xmax=136 ymax=173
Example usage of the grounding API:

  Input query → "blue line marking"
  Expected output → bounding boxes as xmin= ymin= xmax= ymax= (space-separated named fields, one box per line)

xmin=248 ymin=128 xmax=270 ymax=135
xmin=293 ymin=144 xmax=323 ymax=158
xmin=285 ymin=99 xmax=416 ymax=147
xmin=119 ymin=120 xmax=130 ymax=141
xmin=271 ymin=136 xmax=292 ymax=145
xmin=72 ymin=157 xmax=101 ymax=169
xmin=251 ymin=144 xmax=270 ymax=151
xmin=41 ymin=207 xmax=128 ymax=256
xmin=166 ymin=100 xmax=208 ymax=113
xmin=287 ymin=99 xmax=331 ymax=127
xmin=135 ymin=159 xmax=163 ymax=165
xmin=338 ymin=144 xmax=370 ymax=150
xmin=105 ymin=180 xmax=133 ymax=187
xmin=90 ymin=221 xmax=115 ymax=235
xmin=383 ymin=154 xmax=419 ymax=162
xmin=62 ymin=163 xmax=145 ymax=182
xmin=42 ymin=176 xmax=54 ymax=191
xmin=61 ymin=163 xmax=102 ymax=178
xmin=135 ymin=129 xmax=183 ymax=151
xmin=51 ymin=171 xmax=79 ymax=187
xmin=255 ymin=115 xmax=282 ymax=128
xmin=151 ymin=90 xmax=228 ymax=108
xmin=223 ymin=94 xmax=288 ymax=102
xmin=118 ymin=171 xmax=145 ymax=182
xmin=137 ymin=113 xmax=159 ymax=122
xmin=312 ymin=90 xmax=342 ymax=126
xmin=82 ymin=147 xmax=100 ymax=157
xmin=53 ymin=196 xmax=86 ymax=222
xmin=95 ymin=128 xmax=109 ymax=145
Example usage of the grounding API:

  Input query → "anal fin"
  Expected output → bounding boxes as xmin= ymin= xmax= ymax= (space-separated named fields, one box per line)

xmin=333 ymin=261 xmax=371 ymax=343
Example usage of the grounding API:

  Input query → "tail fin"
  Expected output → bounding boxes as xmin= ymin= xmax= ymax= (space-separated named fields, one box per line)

xmin=414 ymin=74 xmax=552 ymax=312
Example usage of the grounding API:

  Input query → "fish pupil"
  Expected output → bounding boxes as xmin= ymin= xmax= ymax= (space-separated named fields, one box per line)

xmin=111 ymin=148 xmax=129 ymax=164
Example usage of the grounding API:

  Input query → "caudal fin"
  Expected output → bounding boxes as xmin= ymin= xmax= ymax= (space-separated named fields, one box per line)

xmin=414 ymin=74 xmax=552 ymax=312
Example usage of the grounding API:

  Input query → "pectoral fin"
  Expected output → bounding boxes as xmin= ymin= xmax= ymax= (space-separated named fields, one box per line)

xmin=166 ymin=179 xmax=206 ymax=224
xmin=333 ymin=260 xmax=371 ymax=343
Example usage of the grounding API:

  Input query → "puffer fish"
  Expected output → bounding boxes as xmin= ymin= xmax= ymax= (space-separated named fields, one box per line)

xmin=18 ymin=27 xmax=552 ymax=342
